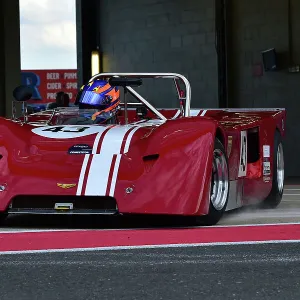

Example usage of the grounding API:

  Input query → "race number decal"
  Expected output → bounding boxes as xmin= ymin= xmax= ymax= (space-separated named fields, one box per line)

xmin=31 ymin=125 xmax=109 ymax=139
xmin=42 ymin=126 xmax=89 ymax=133
xmin=238 ymin=131 xmax=247 ymax=177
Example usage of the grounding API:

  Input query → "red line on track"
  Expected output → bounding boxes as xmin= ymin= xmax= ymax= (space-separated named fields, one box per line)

xmin=1 ymin=224 xmax=300 ymax=252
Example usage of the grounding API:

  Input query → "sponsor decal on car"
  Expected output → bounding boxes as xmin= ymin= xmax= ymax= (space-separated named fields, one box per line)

xmin=263 ymin=145 xmax=270 ymax=158
xmin=263 ymin=176 xmax=271 ymax=183
xmin=68 ymin=144 xmax=92 ymax=155
xmin=57 ymin=183 xmax=77 ymax=189
xmin=263 ymin=161 xmax=271 ymax=176
xmin=238 ymin=131 xmax=247 ymax=177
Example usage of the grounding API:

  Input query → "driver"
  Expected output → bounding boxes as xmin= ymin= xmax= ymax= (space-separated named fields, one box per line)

xmin=72 ymin=79 xmax=121 ymax=124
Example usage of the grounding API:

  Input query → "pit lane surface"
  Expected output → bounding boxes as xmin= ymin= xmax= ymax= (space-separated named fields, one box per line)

xmin=0 ymin=183 xmax=300 ymax=299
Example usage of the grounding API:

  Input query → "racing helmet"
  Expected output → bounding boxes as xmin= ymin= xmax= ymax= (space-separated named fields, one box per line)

xmin=75 ymin=79 xmax=120 ymax=123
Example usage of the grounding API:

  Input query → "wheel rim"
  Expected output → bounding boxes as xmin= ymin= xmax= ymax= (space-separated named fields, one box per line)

xmin=277 ymin=143 xmax=284 ymax=194
xmin=210 ymin=149 xmax=229 ymax=211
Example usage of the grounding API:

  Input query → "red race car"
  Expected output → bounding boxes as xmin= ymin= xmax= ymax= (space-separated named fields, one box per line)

xmin=0 ymin=73 xmax=286 ymax=225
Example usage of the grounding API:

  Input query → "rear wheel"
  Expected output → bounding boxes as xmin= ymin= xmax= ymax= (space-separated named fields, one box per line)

xmin=196 ymin=138 xmax=229 ymax=226
xmin=261 ymin=131 xmax=284 ymax=208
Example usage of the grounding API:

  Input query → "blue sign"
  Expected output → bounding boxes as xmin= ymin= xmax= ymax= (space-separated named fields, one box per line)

xmin=21 ymin=71 xmax=41 ymax=100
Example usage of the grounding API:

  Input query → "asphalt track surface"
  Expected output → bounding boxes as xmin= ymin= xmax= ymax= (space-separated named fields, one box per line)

xmin=0 ymin=183 xmax=300 ymax=299
xmin=1 ymin=243 xmax=300 ymax=300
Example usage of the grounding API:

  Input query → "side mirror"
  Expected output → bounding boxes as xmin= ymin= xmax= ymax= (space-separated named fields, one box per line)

xmin=109 ymin=77 xmax=143 ymax=88
xmin=13 ymin=85 xmax=33 ymax=102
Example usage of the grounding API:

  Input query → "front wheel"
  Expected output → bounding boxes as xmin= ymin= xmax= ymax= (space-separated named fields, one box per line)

xmin=196 ymin=138 xmax=230 ymax=226
xmin=0 ymin=213 xmax=7 ymax=225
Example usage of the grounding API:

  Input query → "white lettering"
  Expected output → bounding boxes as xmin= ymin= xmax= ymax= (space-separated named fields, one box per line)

xmin=47 ymin=92 xmax=72 ymax=100
xmin=47 ymin=93 xmax=57 ymax=99
xmin=66 ymin=82 xmax=77 ymax=89
xmin=47 ymin=73 xmax=60 ymax=80
xmin=47 ymin=83 xmax=62 ymax=89
xmin=64 ymin=72 xmax=77 ymax=79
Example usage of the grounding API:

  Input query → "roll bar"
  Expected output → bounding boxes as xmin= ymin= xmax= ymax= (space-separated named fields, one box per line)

xmin=89 ymin=73 xmax=192 ymax=118
xmin=11 ymin=72 xmax=192 ymax=125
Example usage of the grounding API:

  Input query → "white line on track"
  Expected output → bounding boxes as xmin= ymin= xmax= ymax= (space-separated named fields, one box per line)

xmin=1 ymin=240 xmax=300 ymax=255
xmin=206 ymin=221 xmax=300 ymax=228
xmin=281 ymin=200 xmax=300 ymax=202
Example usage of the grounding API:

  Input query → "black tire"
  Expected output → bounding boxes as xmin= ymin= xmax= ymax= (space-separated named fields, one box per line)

xmin=195 ymin=138 xmax=230 ymax=226
xmin=0 ymin=213 xmax=7 ymax=225
xmin=261 ymin=131 xmax=284 ymax=208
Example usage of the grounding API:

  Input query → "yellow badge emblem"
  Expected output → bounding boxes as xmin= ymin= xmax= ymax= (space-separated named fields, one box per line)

xmin=57 ymin=183 xmax=77 ymax=189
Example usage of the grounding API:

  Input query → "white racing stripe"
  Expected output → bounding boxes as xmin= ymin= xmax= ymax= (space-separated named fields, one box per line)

xmin=101 ymin=127 xmax=131 ymax=155
xmin=172 ymin=110 xmax=181 ymax=119
xmin=84 ymin=127 xmax=129 ymax=196
xmin=124 ymin=127 xmax=141 ymax=153
xmin=190 ymin=109 xmax=201 ymax=117
xmin=76 ymin=155 xmax=90 ymax=195
xmin=200 ymin=110 xmax=207 ymax=116
xmin=77 ymin=120 xmax=167 ymax=197
xmin=172 ymin=109 xmax=206 ymax=118
xmin=109 ymin=154 xmax=122 ymax=197
xmin=77 ymin=126 xmax=114 ymax=195
xmin=84 ymin=126 xmax=140 ymax=196
xmin=92 ymin=131 xmax=104 ymax=154
xmin=85 ymin=155 xmax=114 ymax=195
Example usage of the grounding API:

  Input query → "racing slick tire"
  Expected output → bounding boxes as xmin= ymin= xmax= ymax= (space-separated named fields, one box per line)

xmin=261 ymin=130 xmax=284 ymax=209
xmin=196 ymin=138 xmax=230 ymax=226
xmin=0 ymin=213 xmax=7 ymax=225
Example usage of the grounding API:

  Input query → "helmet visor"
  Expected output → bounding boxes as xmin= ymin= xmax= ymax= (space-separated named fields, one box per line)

xmin=79 ymin=91 xmax=108 ymax=107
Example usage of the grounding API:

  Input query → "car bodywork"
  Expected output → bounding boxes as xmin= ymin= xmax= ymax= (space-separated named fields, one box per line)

xmin=0 ymin=73 xmax=286 ymax=224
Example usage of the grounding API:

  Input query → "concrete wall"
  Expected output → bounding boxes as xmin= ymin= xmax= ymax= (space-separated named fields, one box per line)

xmin=0 ymin=1 xmax=5 ymax=116
xmin=98 ymin=0 xmax=218 ymax=108
xmin=229 ymin=0 xmax=300 ymax=176
xmin=93 ymin=0 xmax=300 ymax=177
xmin=76 ymin=0 xmax=100 ymax=86
xmin=0 ymin=0 xmax=21 ymax=117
